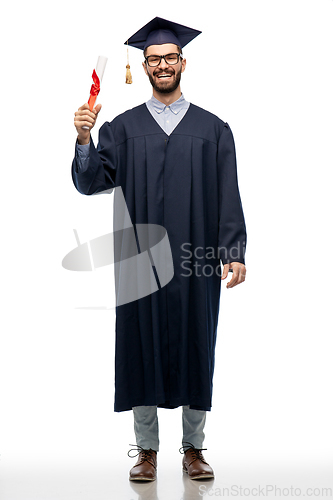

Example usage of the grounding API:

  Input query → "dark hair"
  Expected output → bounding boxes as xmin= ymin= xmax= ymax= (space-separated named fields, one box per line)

xmin=143 ymin=45 xmax=183 ymax=59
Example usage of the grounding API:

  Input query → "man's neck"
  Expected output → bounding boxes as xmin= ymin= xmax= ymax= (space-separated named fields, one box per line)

xmin=152 ymin=86 xmax=182 ymax=106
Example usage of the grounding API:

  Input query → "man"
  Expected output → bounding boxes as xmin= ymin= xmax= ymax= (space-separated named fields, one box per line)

xmin=72 ymin=17 xmax=246 ymax=482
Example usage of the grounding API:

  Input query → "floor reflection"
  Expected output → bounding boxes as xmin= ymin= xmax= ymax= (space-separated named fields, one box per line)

xmin=128 ymin=472 xmax=215 ymax=500
xmin=129 ymin=479 xmax=158 ymax=500
xmin=182 ymin=472 xmax=215 ymax=500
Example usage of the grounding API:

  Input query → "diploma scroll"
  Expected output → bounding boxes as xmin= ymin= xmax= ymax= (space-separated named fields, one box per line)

xmin=82 ymin=56 xmax=108 ymax=130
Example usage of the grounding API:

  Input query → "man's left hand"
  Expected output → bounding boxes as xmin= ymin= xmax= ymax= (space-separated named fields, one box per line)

xmin=221 ymin=262 xmax=246 ymax=289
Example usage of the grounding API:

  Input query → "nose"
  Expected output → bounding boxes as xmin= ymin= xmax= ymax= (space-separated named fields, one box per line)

xmin=158 ymin=56 xmax=168 ymax=69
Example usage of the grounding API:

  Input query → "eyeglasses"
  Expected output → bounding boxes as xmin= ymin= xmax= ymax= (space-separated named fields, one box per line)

xmin=145 ymin=53 xmax=182 ymax=67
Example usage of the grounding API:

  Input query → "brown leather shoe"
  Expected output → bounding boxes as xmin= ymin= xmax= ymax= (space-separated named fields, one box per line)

xmin=128 ymin=445 xmax=157 ymax=481
xmin=180 ymin=442 xmax=214 ymax=480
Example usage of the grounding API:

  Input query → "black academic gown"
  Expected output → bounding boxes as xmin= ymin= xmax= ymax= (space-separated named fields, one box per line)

xmin=72 ymin=102 xmax=246 ymax=412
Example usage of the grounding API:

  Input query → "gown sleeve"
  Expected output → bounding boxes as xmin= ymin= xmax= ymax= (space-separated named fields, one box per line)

xmin=217 ymin=123 xmax=247 ymax=266
xmin=71 ymin=121 xmax=118 ymax=195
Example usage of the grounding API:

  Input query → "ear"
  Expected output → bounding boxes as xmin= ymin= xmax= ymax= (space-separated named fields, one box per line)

xmin=181 ymin=58 xmax=186 ymax=74
xmin=142 ymin=61 xmax=148 ymax=76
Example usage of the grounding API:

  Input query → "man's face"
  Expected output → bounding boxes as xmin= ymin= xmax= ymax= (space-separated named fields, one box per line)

xmin=142 ymin=43 xmax=186 ymax=94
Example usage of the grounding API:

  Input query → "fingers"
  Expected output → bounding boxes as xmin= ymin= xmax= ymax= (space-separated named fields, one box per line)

xmin=75 ymin=107 xmax=95 ymax=124
xmin=221 ymin=263 xmax=229 ymax=280
xmin=76 ymin=102 xmax=102 ymax=116
xmin=74 ymin=116 xmax=94 ymax=129
xmin=78 ymin=103 xmax=91 ymax=111
xmin=224 ymin=263 xmax=246 ymax=289
xmin=94 ymin=103 xmax=102 ymax=114
xmin=74 ymin=103 xmax=101 ymax=133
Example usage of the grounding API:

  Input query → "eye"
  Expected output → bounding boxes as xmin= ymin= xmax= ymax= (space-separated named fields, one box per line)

xmin=148 ymin=56 xmax=160 ymax=64
xmin=165 ymin=54 xmax=178 ymax=64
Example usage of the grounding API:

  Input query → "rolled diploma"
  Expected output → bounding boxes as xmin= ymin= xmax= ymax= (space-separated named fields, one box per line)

xmin=82 ymin=56 xmax=108 ymax=130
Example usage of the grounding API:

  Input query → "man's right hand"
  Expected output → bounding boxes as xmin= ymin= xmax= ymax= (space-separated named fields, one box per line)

xmin=74 ymin=103 xmax=102 ymax=145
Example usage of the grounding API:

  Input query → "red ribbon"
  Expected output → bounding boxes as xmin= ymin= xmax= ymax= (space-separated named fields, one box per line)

xmin=89 ymin=69 xmax=100 ymax=97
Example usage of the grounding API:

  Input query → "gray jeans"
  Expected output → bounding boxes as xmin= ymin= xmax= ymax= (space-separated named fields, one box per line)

xmin=132 ymin=405 xmax=206 ymax=452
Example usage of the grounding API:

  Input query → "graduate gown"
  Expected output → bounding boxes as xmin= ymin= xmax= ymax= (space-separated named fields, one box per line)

xmin=72 ymin=102 xmax=246 ymax=412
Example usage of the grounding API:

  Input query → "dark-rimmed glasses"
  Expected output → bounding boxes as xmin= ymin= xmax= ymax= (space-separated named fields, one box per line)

xmin=145 ymin=53 xmax=182 ymax=67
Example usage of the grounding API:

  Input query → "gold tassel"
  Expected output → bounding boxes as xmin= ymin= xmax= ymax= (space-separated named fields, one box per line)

xmin=125 ymin=41 xmax=132 ymax=84
xmin=126 ymin=64 xmax=132 ymax=84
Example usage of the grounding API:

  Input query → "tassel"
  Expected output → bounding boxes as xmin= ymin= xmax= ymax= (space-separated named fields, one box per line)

xmin=126 ymin=64 xmax=132 ymax=84
xmin=125 ymin=41 xmax=132 ymax=84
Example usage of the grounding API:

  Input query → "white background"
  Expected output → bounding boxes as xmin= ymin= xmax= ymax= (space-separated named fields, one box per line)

xmin=0 ymin=0 xmax=332 ymax=498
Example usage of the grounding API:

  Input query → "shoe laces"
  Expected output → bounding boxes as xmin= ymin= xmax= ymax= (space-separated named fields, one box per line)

xmin=127 ymin=444 xmax=157 ymax=467
xmin=179 ymin=441 xmax=209 ymax=465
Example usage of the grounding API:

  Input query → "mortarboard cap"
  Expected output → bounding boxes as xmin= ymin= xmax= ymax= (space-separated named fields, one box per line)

xmin=125 ymin=17 xmax=202 ymax=51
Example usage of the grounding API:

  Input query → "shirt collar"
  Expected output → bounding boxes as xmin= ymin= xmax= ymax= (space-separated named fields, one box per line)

xmin=148 ymin=93 xmax=187 ymax=115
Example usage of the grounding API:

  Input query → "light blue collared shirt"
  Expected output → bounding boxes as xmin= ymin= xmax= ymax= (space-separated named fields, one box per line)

xmin=75 ymin=94 xmax=190 ymax=172
xmin=145 ymin=93 xmax=190 ymax=135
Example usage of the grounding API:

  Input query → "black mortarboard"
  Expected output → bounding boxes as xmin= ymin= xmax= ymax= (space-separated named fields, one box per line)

xmin=125 ymin=17 xmax=202 ymax=51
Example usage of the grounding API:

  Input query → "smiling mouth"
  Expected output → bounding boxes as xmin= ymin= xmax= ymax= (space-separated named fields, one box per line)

xmin=156 ymin=73 xmax=173 ymax=79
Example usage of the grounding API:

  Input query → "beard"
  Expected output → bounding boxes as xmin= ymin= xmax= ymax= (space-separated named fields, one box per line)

xmin=147 ymin=66 xmax=182 ymax=94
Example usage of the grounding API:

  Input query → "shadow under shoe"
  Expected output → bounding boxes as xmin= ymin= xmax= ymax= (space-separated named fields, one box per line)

xmin=128 ymin=444 xmax=157 ymax=481
xmin=180 ymin=442 xmax=214 ymax=480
